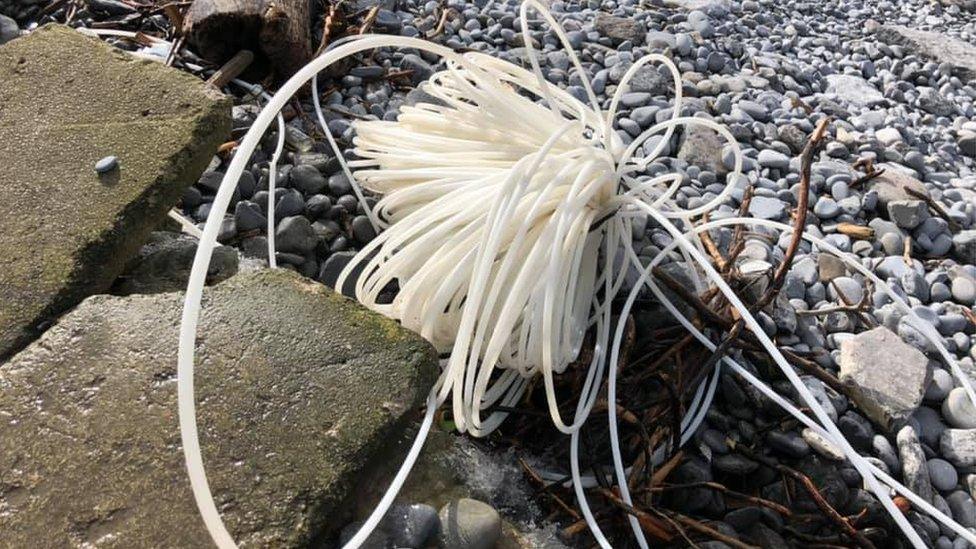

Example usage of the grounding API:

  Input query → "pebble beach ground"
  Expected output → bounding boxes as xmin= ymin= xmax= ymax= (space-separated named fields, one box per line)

xmin=3 ymin=0 xmax=976 ymax=546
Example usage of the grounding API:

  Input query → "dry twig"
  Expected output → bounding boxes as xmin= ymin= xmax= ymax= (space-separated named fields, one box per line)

xmin=836 ymin=222 xmax=874 ymax=240
xmin=165 ymin=35 xmax=185 ymax=67
xmin=596 ymin=488 xmax=675 ymax=542
xmin=357 ymin=4 xmax=380 ymax=34
xmin=206 ymin=50 xmax=254 ymax=88
xmin=735 ymin=445 xmax=877 ymax=549
xmin=428 ymin=6 xmax=455 ymax=38
xmin=649 ymin=481 xmax=792 ymax=516
xmin=665 ymin=510 xmax=760 ymax=549
xmin=849 ymin=156 xmax=884 ymax=189
xmin=696 ymin=117 xmax=830 ymax=378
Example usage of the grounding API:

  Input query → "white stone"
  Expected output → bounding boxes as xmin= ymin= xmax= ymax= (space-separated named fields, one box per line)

xmin=876 ymin=127 xmax=903 ymax=146
xmin=824 ymin=74 xmax=884 ymax=107
xmin=941 ymin=429 xmax=976 ymax=468
xmin=897 ymin=426 xmax=935 ymax=504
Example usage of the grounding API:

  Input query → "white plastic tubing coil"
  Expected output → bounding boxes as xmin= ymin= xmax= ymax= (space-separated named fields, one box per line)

xmin=165 ymin=3 xmax=976 ymax=548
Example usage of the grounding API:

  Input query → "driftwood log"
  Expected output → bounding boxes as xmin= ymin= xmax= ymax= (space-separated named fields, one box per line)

xmin=183 ymin=0 xmax=312 ymax=83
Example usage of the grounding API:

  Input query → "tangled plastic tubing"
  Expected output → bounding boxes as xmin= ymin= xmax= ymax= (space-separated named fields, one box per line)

xmin=329 ymin=10 xmax=743 ymax=546
xmin=172 ymin=3 xmax=976 ymax=548
xmin=333 ymin=24 xmax=938 ymax=549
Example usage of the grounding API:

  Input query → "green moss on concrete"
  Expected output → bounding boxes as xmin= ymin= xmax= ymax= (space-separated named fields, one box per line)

xmin=0 ymin=25 xmax=231 ymax=358
xmin=0 ymin=269 xmax=439 ymax=547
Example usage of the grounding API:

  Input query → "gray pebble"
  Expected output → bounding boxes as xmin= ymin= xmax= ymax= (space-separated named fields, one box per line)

xmin=275 ymin=216 xmax=317 ymax=254
xmin=275 ymin=189 xmax=305 ymax=222
xmin=94 ymin=155 xmax=118 ymax=173
xmin=926 ymin=369 xmax=954 ymax=402
xmin=828 ymin=276 xmax=863 ymax=304
xmin=749 ymin=196 xmax=786 ymax=220
xmin=766 ymin=430 xmax=810 ymax=458
xmin=713 ymin=454 xmax=759 ymax=475
xmin=928 ymin=458 xmax=959 ymax=492
xmin=943 ymin=388 xmax=976 ymax=429
xmin=290 ymin=164 xmax=327 ymax=195
xmin=897 ymin=425 xmax=936 ymax=505
xmin=234 ymin=201 xmax=266 ymax=233
xmin=873 ymin=434 xmax=900 ymax=473
xmin=946 ymin=490 xmax=976 ymax=528
xmin=352 ymin=215 xmax=377 ymax=245
xmin=382 ymin=503 xmax=439 ymax=548
xmin=0 ymin=14 xmax=18 ymax=45
xmin=328 ymin=173 xmax=354 ymax=197
xmin=814 ymin=196 xmax=841 ymax=219
xmin=888 ymin=200 xmax=930 ymax=230
xmin=757 ymin=149 xmax=790 ymax=170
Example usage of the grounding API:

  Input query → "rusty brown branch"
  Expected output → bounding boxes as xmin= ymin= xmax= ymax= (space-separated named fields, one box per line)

xmin=735 ymin=446 xmax=877 ymax=549
xmin=664 ymin=510 xmax=759 ymax=549
xmin=760 ymin=117 xmax=829 ymax=312
xmin=649 ymin=481 xmax=792 ymax=517
xmin=595 ymin=488 xmax=675 ymax=542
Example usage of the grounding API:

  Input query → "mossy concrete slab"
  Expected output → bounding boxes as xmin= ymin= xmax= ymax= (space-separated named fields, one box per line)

xmin=0 ymin=25 xmax=231 ymax=359
xmin=0 ymin=269 xmax=439 ymax=547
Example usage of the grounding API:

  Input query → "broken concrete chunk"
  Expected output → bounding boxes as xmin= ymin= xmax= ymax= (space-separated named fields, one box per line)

xmin=0 ymin=25 xmax=231 ymax=359
xmin=824 ymin=74 xmax=885 ymax=107
xmin=678 ymin=125 xmax=729 ymax=175
xmin=593 ymin=13 xmax=644 ymax=44
xmin=888 ymin=199 xmax=930 ymax=230
xmin=953 ymin=230 xmax=976 ymax=263
xmin=839 ymin=326 xmax=930 ymax=430
xmin=0 ymin=269 xmax=439 ymax=547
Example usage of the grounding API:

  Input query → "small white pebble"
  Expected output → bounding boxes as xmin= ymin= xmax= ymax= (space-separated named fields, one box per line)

xmin=94 ymin=156 xmax=118 ymax=173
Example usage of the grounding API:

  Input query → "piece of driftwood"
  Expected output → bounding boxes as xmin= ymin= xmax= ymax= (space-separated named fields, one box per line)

xmin=183 ymin=0 xmax=311 ymax=82
xmin=206 ymin=49 xmax=255 ymax=88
